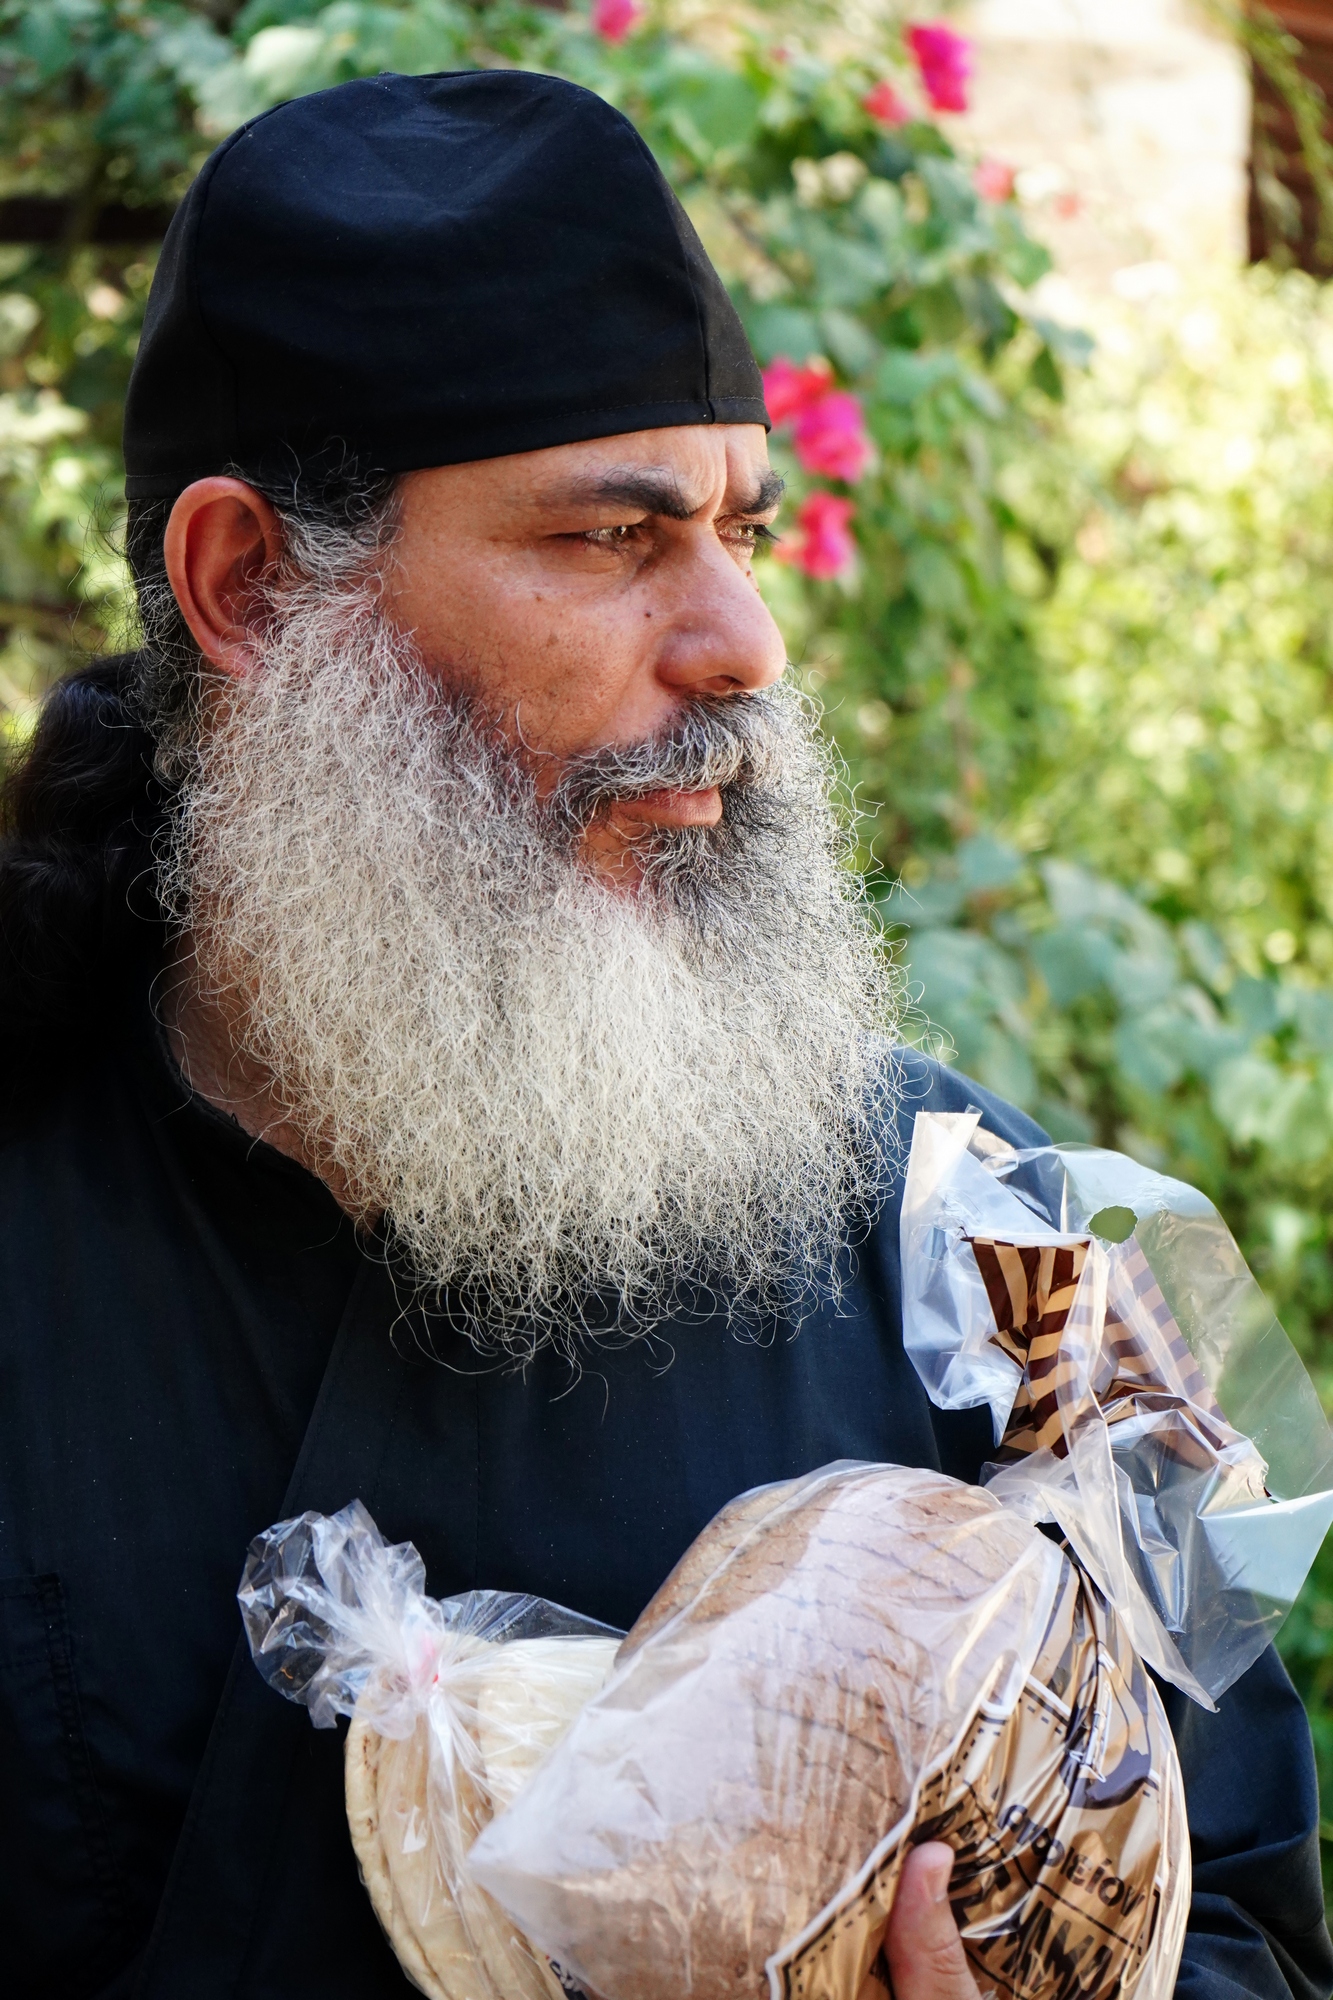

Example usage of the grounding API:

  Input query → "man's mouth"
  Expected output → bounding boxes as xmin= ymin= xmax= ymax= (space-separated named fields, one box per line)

xmin=608 ymin=786 xmax=724 ymax=829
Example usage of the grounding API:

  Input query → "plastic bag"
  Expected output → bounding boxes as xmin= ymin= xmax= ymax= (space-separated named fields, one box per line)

xmin=899 ymin=1109 xmax=1333 ymax=1705
xmin=240 ymin=1113 xmax=1329 ymax=1999
xmin=239 ymin=1500 xmax=622 ymax=1999
xmin=469 ymin=1462 xmax=1189 ymax=2000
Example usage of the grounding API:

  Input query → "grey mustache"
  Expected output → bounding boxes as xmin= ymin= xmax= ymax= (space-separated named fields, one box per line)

xmin=551 ymin=688 xmax=792 ymax=824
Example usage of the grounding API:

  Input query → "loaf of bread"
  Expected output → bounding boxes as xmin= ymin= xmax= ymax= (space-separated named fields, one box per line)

xmin=617 ymin=1477 xmax=796 ymax=1658
xmin=470 ymin=1466 xmax=1057 ymax=1999
xmin=469 ymin=1463 xmax=1188 ymax=2000
xmin=345 ymin=1633 xmax=619 ymax=2000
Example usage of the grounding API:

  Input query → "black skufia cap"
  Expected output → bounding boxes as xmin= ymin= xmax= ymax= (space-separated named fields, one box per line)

xmin=123 ymin=69 xmax=768 ymax=500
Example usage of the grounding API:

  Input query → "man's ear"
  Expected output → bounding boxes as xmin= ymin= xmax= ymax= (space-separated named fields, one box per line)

xmin=163 ymin=477 xmax=283 ymax=676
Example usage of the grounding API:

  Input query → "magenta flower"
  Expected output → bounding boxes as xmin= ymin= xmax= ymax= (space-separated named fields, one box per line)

xmin=764 ymin=357 xmax=871 ymax=483
xmin=778 ymin=493 xmax=857 ymax=580
xmin=863 ymin=80 xmax=911 ymax=128
xmin=592 ymin=0 xmax=642 ymax=44
xmin=973 ymin=158 xmax=1015 ymax=203
xmin=793 ymin=391 xmax=872 ymax=483
xmin=907 ymin=23 xmax=971 ymax=114
xmin=761 ymin=355 xmax=833 ymax=425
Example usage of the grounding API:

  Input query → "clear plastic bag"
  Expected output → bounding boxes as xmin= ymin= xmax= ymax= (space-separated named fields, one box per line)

xmin=239 ymin=1112 xmax=1328 ymax=1999
xmin=239 ymin=1500 xmax=622 ymax=1999
xmin=899 ymin=1108 xmax=1333 ymax=1705
xmin=469 ymin=1462 xmax=1189 ymax=2000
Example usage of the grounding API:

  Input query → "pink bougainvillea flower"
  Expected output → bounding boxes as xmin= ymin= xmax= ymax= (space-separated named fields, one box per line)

xmin=764 ymin=361 xmax=872 ymax=483
xmin=761 ymin=355 xmax=833 ymax=425
xmin=973 ymin=158 xmax=1015 ymax=203
xmin=1054 ymin=189 xmax=1082 ymax=219
xmin=863 ymin=79 xmax=911 ymax=128
xmin=907 ymin=23 xmax=971 ymax=113
xmin=592 ymin=0 xmax=642 ymax=44
xmin=793 ymin=390 xmax=872 ymax=483
xmin=777 ymin=493 xmax=857 ymax=580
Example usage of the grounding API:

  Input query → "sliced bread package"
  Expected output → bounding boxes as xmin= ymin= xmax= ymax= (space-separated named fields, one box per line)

xmin=899 ymin=1109 xmax=1333 ymax=1705
xmin=469 ymin=1462 xmax=1187 ymax=2000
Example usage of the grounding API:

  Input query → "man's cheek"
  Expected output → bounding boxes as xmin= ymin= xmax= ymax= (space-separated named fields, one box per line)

xmin=535 ymin=637 xmax=650 ymax=732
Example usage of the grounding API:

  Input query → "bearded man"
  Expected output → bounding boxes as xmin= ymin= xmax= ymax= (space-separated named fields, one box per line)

xmin=0 ymin=68 xmax=1326 ymax=2000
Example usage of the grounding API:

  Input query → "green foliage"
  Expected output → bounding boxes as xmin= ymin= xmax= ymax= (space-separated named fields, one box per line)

xmin=888 ymin=830 xmax=1333 ymax=1371
xmin=8 ymin=0 xmax=1333 ymax=1893
xmin=889 ymin=273 xmax=1333 ymax=1348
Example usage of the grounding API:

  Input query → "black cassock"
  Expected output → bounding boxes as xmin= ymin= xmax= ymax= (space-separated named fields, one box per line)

xmin=2 ymin=982 xmax=1330 ymax=2000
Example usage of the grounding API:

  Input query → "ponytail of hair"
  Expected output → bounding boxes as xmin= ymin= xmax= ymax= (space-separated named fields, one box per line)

xmin=0 ymin=654 xmax=167 ymax=1050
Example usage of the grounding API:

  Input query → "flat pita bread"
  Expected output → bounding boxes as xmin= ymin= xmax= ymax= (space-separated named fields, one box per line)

xmin=345 ymin=1634 xmax=619 ymax=2000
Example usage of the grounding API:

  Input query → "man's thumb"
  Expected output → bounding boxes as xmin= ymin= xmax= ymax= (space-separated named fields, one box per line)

xmin=884 ymin=1842 xmax=980 ymax=2000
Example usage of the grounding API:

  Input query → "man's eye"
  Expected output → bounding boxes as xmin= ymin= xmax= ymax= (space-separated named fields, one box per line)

xmin=585 ymin=524 xmax=636 ymax=547
xmin=731 ymin=523 xmax=776 ymax=554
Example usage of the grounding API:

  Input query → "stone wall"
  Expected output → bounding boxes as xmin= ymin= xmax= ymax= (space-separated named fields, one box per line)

xmin=952 ymin=0 xmax=1250 ymax=294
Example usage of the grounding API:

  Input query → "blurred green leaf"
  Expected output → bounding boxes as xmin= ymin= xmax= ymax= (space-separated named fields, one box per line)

xmin=1029 ymin=343 xmax=1063 ymax=401
xmin=1029 ymin=926 xmax=1118 ymax=1006
xmin=956 ymin=832 xmax=1022 ymax=896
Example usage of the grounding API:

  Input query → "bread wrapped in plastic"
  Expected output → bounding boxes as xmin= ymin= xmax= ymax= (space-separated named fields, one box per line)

xmin=469 ymin=1462 xmax=1188 ymax=2000
xmin=899 ymin=1110 xmax=1333 ymax=1704
xmin=240 ymin=1112 xmax=1333 ymax=2000
xmin=468 ymin=1114 xmax=1333 ymax=1997
xmin=238 ymin=1502 xmax=621 ymax=1999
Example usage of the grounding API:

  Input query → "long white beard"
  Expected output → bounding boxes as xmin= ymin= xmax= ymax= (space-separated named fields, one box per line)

xmin=161 ymin=581 xmax=901 ymax=1357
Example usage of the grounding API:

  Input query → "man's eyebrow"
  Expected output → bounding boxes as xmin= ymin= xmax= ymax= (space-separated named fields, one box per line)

xmin=731 ymin=468 xmax=786 ymax=516
xmin=541 ymin=465 xmax=786 ymax=519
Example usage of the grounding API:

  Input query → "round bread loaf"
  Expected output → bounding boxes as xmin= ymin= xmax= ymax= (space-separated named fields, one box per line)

xmin=345 ymin=1634 xmax=620 ymax=2000
xmin=470 ymin=1465 xmax=1065 ymax=2000
xmin=618 ymin=1478 xmax=797 ymax=1658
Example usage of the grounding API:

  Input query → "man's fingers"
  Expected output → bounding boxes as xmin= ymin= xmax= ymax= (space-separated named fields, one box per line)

xmin=884 ymin=1841 xmax=982 ymax=2000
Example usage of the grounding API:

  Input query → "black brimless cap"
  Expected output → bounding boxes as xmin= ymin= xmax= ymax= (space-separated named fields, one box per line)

xmin=123 ymin=68 xmax=769 ymax=500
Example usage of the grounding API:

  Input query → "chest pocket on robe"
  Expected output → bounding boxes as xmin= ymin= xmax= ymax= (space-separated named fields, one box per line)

xmin=0 ymin=1574 xmax=123 ymax=1998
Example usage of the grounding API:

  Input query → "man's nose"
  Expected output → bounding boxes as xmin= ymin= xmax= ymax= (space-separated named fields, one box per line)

xmin=653 ymin=540 xmax=788 ymax=698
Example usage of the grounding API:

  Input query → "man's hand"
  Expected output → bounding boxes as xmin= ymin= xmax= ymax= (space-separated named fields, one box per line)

xmin=857 ymin=1842 xmax=983 ymax=2000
